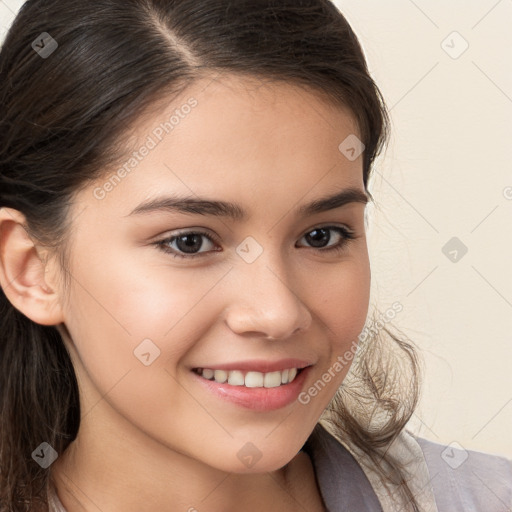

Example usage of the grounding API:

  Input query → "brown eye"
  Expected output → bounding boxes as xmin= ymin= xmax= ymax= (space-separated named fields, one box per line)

xmin=156 ymin=230 xmax=220 ymax=259
xmin=297 ymin=226 xmax=356 ymax=253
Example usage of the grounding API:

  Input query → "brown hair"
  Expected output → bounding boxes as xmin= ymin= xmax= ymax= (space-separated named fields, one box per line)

xmin=0 ymin=1 xmax=421 ymax=510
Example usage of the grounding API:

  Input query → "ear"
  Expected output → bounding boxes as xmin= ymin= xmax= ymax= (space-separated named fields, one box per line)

xmin=0 ymin=207 xmax=65 ymax=326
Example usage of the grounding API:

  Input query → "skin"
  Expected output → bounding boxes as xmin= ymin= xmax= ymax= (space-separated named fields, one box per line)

xmin=0 ymin=74 xmax=371 ymax=512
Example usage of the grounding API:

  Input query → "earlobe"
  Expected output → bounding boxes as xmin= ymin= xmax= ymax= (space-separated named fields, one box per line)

xmin=0 ymin=207 xmax=65 ymax=326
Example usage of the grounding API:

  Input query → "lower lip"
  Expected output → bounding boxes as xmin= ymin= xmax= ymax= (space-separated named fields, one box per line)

xmin=191 ymin=366 xmax=312 ymax=411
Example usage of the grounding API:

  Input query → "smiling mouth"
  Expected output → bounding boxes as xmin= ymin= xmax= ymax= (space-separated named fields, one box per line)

xmin=192 ymin=367 xmax=306 ymax=388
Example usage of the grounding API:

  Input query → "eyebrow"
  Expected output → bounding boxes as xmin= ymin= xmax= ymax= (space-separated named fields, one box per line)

xmin=126 ymin=187 xmax=369 ymax=220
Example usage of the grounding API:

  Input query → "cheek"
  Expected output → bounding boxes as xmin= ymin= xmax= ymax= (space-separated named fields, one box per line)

xmin=296 ymin=258 xmax=370 ymax=413
xmin=314 ymin=253 xmax=371 ymax=349
xmin=61 ymin=246 xmax=228 ymax=393
xmin=60 ymin=250 xmax=227 ymax=447
xmin=71 ymin=242 xmax=226 ymax=330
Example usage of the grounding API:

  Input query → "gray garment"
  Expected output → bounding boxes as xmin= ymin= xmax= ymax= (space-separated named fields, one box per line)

xmin=301 ymin=423 xmax=512 ymax=512
xmin=48 ymin=423 xmax=512 ymax=511
xmin=301 ymin=423 xmax=383 ymax=511
xmin=416 ymin=435 xmax=512 ymax=512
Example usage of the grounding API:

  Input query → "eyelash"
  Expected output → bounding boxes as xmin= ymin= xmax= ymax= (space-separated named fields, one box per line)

xmin=154 ymin=225 xmax=357 ymax=260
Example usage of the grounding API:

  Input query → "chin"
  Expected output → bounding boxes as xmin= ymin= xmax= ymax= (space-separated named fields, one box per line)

xmin=221 ymin=454 xmax=295 ymax=475
xmin=225 ymin=437 xmax=300 ymax=474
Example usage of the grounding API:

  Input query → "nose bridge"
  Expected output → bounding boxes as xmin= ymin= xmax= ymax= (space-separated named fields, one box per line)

xmin=225 ymin=240 xmax=311 ymax=338
xmin=238 ymin=232 xmax=293 ymax=293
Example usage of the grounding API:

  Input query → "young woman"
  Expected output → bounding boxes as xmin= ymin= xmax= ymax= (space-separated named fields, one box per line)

xmin=0 ymin=1 xmax=511 ymax=511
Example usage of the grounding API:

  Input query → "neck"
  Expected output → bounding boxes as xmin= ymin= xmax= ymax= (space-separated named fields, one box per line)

xmin=49 ymin=400 xmax=310 ymax=512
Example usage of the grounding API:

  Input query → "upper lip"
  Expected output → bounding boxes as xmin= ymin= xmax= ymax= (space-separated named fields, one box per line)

xmin=192 ymin=358 xmax=314 ymax=373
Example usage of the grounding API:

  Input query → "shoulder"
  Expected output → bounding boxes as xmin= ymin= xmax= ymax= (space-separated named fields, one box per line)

xmin=306 ymin=423 xmax=512 ymax=511
xmin=303 ymin=423 xmax=383 ymax=511
xmin=414 ymin=434 xmax=512 ymax=511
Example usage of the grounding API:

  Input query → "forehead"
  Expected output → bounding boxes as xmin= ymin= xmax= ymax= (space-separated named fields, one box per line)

xmin=77 ymin=74 xmax=365 ymax=220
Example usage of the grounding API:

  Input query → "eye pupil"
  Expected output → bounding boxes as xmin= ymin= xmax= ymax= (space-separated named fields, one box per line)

xmin=177 ymin=234 xmax=203 ymax=253
xmin=306 ymin=228 xmax=330 ymax=248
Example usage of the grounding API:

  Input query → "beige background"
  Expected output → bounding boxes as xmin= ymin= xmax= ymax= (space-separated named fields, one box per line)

xmin=1 ymin=0 xmax=511 ymax=458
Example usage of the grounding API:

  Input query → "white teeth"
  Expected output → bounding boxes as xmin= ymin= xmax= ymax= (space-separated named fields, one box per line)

xmin=202 ymin=368 xmax=214 ymax=380
xmin=227 ymin=370 xmax=244 ymax=386
xmin=198 ymin=367 xmax=302 ymax=387
xmin=263 ymin=371 xmax=282 ymax=388
xmin=245 ymin=371 xmax=264 ymax=388
xmin=213 ymin=369 xmax=228 ymax=383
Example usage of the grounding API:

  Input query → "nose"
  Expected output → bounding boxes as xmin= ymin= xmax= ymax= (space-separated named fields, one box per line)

xmin=224 ymin=255 xmax=312 ymax=340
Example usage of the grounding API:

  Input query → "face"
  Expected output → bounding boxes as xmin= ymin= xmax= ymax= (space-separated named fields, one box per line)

xmin=54 ymin=74 xmax=371 ymax=473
